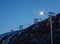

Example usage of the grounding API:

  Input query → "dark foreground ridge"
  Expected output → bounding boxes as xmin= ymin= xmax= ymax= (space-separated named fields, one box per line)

xmin=0 ymin=13 xmax=60 ymax=44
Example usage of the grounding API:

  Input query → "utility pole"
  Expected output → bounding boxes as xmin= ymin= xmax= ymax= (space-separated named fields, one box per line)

xmin=48 ymin=12 xmax=55 ymax=44
xmin=50 ymin=16 xmax=53 ymax=44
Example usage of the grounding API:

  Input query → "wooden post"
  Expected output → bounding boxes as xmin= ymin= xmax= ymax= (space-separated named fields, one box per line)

xmin=50 ymin=16 xmax=53 ymax=44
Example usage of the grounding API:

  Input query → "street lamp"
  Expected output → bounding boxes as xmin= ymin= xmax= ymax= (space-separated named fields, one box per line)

xmin=40 ymin=11 xmax=55 ymax=44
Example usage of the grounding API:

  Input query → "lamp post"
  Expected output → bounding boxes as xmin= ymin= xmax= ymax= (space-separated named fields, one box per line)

xmin=40 ymin=11 xmax=55 ymax=44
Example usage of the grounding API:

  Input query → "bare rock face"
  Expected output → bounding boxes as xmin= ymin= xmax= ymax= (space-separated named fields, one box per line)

xmin=0 ymin=13 xmax=60 ymax=44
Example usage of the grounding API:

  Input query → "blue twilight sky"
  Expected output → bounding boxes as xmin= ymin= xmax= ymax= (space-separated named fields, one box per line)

xmin=0 ymin=0 xmax=60 ymax=34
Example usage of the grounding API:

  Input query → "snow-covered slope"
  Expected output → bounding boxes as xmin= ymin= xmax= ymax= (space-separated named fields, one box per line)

xmin=0 ymin=13 xmax=60 ymax=44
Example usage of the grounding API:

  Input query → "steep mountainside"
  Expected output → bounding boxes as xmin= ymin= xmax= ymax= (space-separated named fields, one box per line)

xmin=0 ymin=13 xmax=60 ymax=44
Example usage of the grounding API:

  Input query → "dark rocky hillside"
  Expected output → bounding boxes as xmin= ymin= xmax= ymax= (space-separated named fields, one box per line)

xmin=0 ymin=13 xmax=60 ymax=44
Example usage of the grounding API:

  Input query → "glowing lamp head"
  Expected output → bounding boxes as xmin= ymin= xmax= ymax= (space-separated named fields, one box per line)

xmin=40 ymin=11 xmax=44 ymax=15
